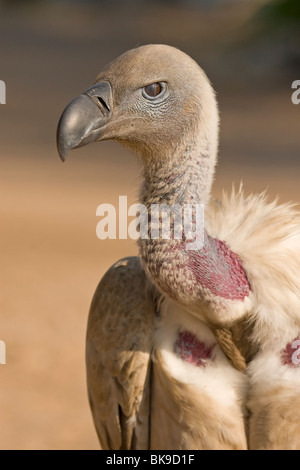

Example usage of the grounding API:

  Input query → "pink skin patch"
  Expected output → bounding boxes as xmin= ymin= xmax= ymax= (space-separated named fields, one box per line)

xmin=174 ymin=331 xmax=214 ymax=367
xmin=186 ymin=233 xmax=250 ymax=301
xmin=281 ymin=338 xmax=300 ymax=367
xmin=146 ymin=230 xmax=250 ymax=304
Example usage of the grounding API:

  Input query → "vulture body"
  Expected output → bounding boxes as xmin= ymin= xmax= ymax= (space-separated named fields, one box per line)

xmin=57 ymin=45 xmax=300 ymax=450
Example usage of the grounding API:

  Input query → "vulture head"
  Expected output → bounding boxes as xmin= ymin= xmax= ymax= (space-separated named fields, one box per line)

xmin=57 ymin=44 xmax=219 ymax=171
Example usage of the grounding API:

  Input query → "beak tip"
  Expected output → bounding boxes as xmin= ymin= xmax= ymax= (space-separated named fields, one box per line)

xmin=57 ymin=132 xmax=68 ymax=162
xmin=56 ymin=82 xmax=112 ymax=162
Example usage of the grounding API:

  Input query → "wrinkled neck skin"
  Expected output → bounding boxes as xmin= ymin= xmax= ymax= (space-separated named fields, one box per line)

xmin=140 ymin=131 xmax=216 ymax=209
xmin=138 ymin=127 xmax=251 ymax=326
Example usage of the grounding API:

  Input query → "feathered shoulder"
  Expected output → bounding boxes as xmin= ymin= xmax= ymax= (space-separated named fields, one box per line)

xmin=207 ymin=185 xmax=300 ymax=347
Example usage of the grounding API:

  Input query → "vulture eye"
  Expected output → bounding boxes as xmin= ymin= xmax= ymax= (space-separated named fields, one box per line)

xmin=142 ymin=82 xmax=165 ymax=100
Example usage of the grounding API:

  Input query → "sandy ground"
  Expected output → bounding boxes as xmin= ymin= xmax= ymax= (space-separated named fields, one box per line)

xmin=0 ymin=4 xmax=299 ymax=450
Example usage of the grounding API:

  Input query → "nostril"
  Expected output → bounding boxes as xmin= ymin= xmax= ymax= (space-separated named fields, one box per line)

xmin=98 ymin=97 xmax=110 ymax=112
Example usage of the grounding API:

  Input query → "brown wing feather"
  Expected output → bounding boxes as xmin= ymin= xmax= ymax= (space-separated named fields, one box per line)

xmin=86 ymin=256 xmax=155 ymax=450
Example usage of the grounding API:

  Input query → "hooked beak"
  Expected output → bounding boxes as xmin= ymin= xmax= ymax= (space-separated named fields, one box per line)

xmin=57 ymin=81 xmax=112 ymax=162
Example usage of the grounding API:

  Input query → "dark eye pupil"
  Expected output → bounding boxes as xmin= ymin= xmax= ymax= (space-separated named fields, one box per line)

xmin=144 ymin=83 xmax=162 ymax=97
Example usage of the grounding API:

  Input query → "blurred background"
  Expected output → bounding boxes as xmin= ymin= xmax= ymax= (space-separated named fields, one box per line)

xmin=0 ymin=0 xmax=299 ymax=450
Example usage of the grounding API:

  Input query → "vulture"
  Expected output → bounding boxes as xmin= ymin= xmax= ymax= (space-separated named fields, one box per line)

xmin=57 ymin=44 xmax=300 ymax=450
